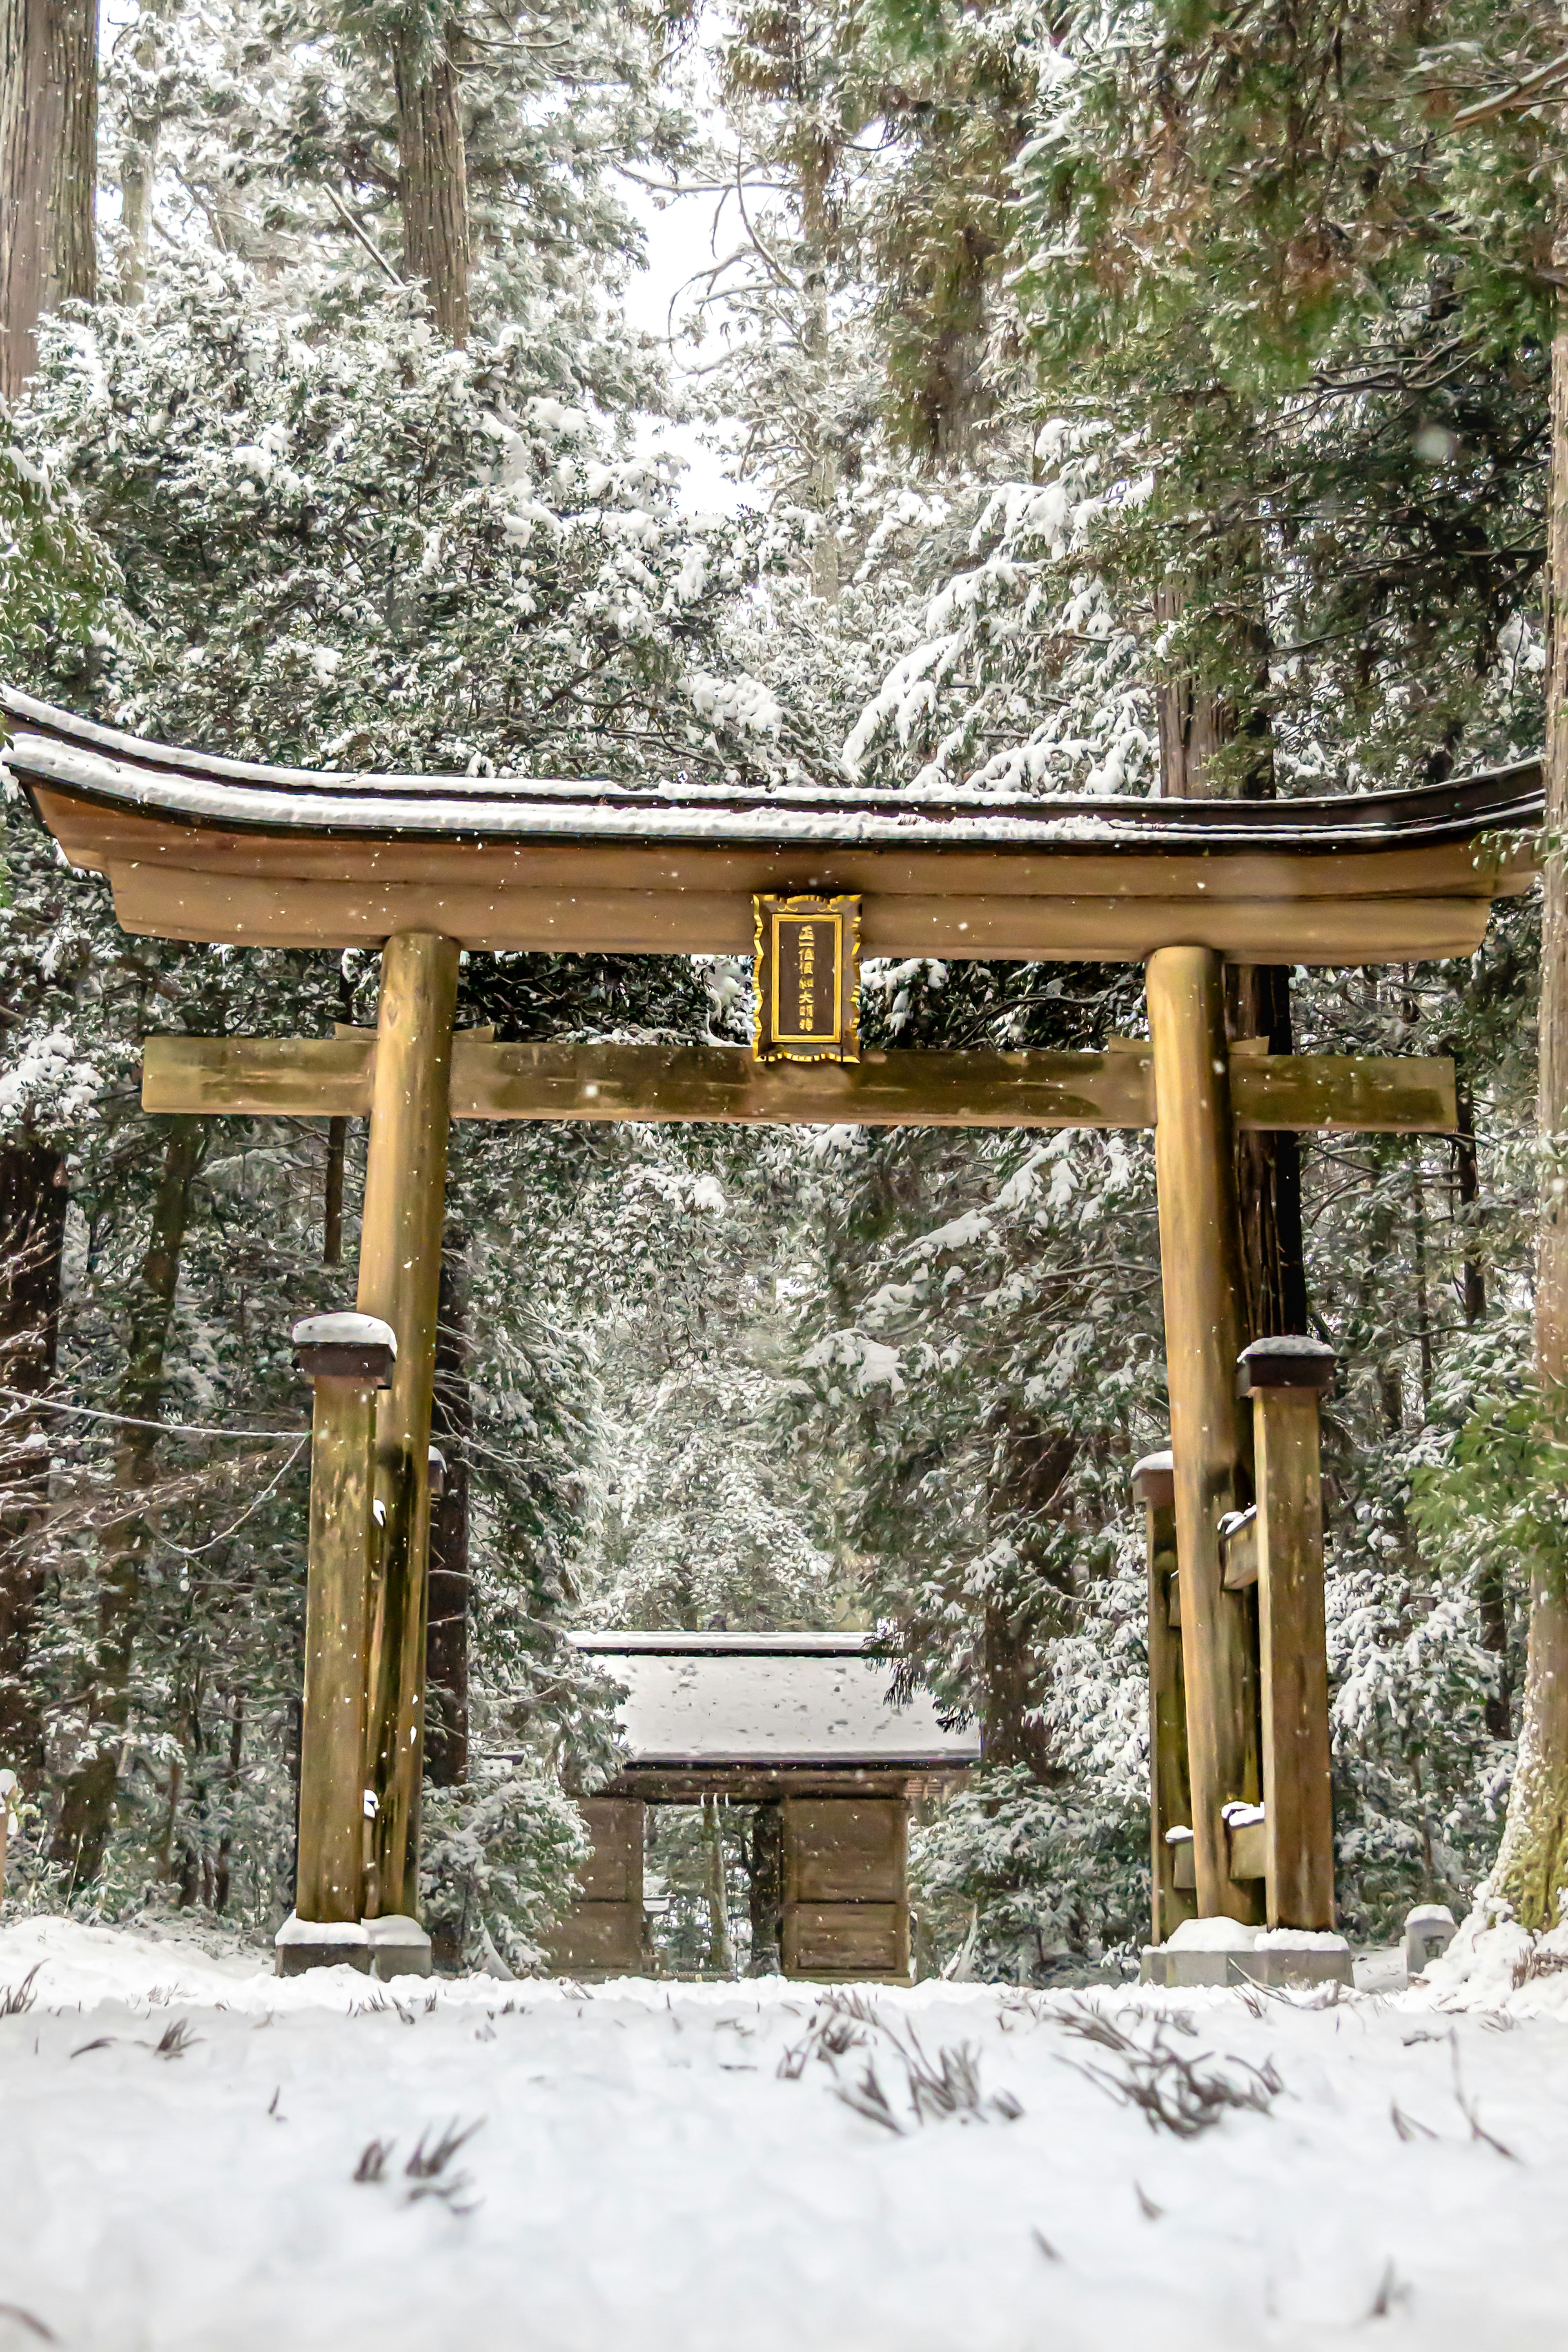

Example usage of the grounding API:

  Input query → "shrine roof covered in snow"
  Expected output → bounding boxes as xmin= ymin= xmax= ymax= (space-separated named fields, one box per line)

xmin=3 ymin=684 xmax=1544 ymax=964
xmin=566 ymin=1632 xmax=980 ymax=1797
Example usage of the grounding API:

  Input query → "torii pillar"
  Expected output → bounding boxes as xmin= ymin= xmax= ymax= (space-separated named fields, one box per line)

xmin=1146 ymin=944 xmax=1262 ymax=1924
xmin=355 ymin=932 xmax=459 ymax=1919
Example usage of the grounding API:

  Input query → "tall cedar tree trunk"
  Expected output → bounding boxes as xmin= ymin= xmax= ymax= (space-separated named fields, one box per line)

xmin=392 ymin=16 xmax=469 ymax=347
xmin=385 ymin=29 xmax=475 ymax=1788
xmin=0 ymin=0 xmax=96 ymax=398
xmin=1154 ymin=578 xmax=1307 ymax=1341
xmin=118 ymin=0 xmax=176 ymax=303
xmin=979 ymin=1421 xmax=1074 ymax=1777
xmin=1451 ymin=1068 xmax=1510 ymax=1734
xmin=1490 ymin=235 xmax=1568 ymax=1930
xmin=0 ymin=1147 xmax=68 ymax=1773
xmin=425 ymin=1245 xmax=470 ymax=1786
xmin=0 ymin=0 xmax=96 ymax=1770
xmin=800 ymin=146 xmax=839 ymax=603
xmin=704 ymin=1797 xmax=734 ymax=1974
xmin=51 ymin=1119 xmax=204 ymax=1884
xmin=748 ymin=1800 xmax=783 ymax=1973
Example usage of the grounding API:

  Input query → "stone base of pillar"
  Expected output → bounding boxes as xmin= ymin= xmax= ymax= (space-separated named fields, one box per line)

xmin=364 ymin=1915 xmax=434 ymax=1979
xmin=275 ymin=1915 xmax=372 ymax=1976
xmin=274 ymin=1913 xmax=433 ymax=1980
xmin=1140 ymin=1932 xmax=1353 ymax=1991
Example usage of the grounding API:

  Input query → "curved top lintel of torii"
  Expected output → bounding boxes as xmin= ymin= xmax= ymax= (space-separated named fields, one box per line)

xmin=4 ymin=685 xmax=1544 ymax=966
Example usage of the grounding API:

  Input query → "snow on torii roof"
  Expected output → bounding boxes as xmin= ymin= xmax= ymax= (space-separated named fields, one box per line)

xmin=566 ymin=1631 xmax=980 ymax=1770
xmin=4 ymin=685 xmax=1543 ymax=852
xmin=5 ymin=685 xmax=1542 ymax=963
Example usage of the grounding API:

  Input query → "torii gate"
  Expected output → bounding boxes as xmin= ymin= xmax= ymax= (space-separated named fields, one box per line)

xmin=5 ymin=686 xmax=1541 ymax=1973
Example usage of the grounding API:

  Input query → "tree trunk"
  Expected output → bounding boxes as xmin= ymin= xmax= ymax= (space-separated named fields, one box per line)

xmin=748 ymin=1800 xmax=782 ymax=1974
xmin=704 ymin=1797 xmax=733 ymax=1975
xmin=51 ymin=1117 xmax=204 ymax=1885
xmin=1154 ymin=573 xmax=1306 ymax=1344
xmin=0 ymin=0 xmax=97 ymax=398
xmin=1489 ymin=234 xmax=1568 ymax=1932
xmin=425 ymin=1244 xmax=470 ymax=1787
xmin=323 ymin=1118 xmax=347 ymax=1266
xmin=117 ymin=0 xmax=176 ymax=304
xmin=980 ymin=1600 xmax=1053 ymax=1777
xmin=800 ymin=147 xmax=839 ymax=604
xmin=213 ymin=1687 xmax=242 ymax=1912
xmin=1229 ymin=963 xmax=1309 ymax=1338
xmin=1452 ymin=1071 xmax=1487 ymax=1329
xmin=391 ymin=16 xmax=469 ymax=347
xmin=0 ymin=1144 xmax=67 ymax=1775
xmin=1451 ymin=1074 xmax=1510 ymax=1733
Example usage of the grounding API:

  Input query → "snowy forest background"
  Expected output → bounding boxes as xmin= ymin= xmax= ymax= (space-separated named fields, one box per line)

xmin=0 ymin=0 xmax=1556 ymax=1976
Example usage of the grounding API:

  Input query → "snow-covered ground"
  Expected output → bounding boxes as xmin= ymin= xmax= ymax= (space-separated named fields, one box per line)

xmin=2 ymin=1916 xmax=1567 ymax=2352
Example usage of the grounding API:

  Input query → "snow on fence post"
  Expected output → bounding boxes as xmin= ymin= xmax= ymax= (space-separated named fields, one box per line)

xmin=1238 ymin=1335 xmax=1338 ymax=1932
xmin=279 ymin=1312 xmax=396 ymax=1975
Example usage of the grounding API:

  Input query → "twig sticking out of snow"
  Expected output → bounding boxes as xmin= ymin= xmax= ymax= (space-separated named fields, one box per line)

xmin=406 ymin=2118 xmax=485 ymax=2212
xmin=780 ymin=1990 xmax=1022 ymax=2131
xmin=1450 ymin=2043 xmax=1519 ymax=2161
xmin=352 ymin=2118 xmax=486 ymax=2212
xmin=0 ymin=1964 xmax=39 ymax=2016
xmin=0 ymin=2305 xmax=56 ymax=2343
xmin=833 ymin=2062 xmax=906 ymax=2134
xmin=1366 ymin=2261 xmax=1410 ymax=2319
xmin=1057 ymin=2009 xmax=1282 ymax=2140
xmin=149 ymin=2018 xmax=201 ymax=2060
xmin=354 ymin=2137 xmax=396 ymax=2185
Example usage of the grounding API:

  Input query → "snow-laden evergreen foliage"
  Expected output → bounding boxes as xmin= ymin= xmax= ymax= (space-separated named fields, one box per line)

xmin=0 ymin=0 xmax=1559 ymax=1977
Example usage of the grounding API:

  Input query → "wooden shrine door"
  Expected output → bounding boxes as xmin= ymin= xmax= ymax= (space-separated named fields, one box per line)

xmin=781 ymin=1797 xmax=911 ymax=1980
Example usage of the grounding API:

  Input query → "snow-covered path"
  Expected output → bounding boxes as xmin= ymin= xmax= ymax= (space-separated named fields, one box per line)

xmin=2 ymin=1918 xmax=1566 ymax=2352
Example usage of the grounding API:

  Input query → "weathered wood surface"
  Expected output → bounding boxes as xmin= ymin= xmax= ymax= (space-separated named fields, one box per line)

xmin=543 ymin=1901 xmax=646 ymax=1977
xmin=143 ymin=1034 xmax=1459 ymax=1135
xmin=1252 ymin=1387 xmax=1338 ymax=1930
xmin=143 ymin=1036 xmax=375 ymax=1116
xmin=357 ymin=932 xmax=460 ymax=1922
xmin=782 ymin=1797 xmax=911 ymax=1980
xmin=782 ymin=1903 xmax=908 ymax=1978
xmin=1220 ymin=1507 xmax=1260 ymax=1590
xmin=35 ymin=776 xmax=1533 ymax=902
xmin=295 ymin=1373 xmax=377 ymax=1923
xmin=1147 ymin=945 xmax=1262 ymax=1926
xmin=1237 ymin=1054 xmax=1455 ymax=1133
xmin=541 ymin=1797 xmax=646 ymax=1975
xmin=1145 ymin=1494 xmax=1196 ymax=1943
xmin=1227 ymin=1818 xmax=1268 ymax=1883
xmin=572 ymin=1797 xmax=645 ymax=1905
xmin=107 ymin=859 xmax=1494 ymax=963
xmin=784 ymin=1797 xmax=905 ymax=1904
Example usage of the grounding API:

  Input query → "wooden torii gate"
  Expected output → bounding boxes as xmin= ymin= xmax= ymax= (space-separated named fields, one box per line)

xmin=5 ymin=687 xmax=1541 ymax=1972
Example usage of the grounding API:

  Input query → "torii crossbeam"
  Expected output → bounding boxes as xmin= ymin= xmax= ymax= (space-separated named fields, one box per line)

xmin=5 ymin=687 xmax=1541 ymax=1971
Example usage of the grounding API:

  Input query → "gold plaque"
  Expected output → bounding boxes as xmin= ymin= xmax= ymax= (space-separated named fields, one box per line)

xmin=753 ymin=895 xmax=860 ymax=1063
